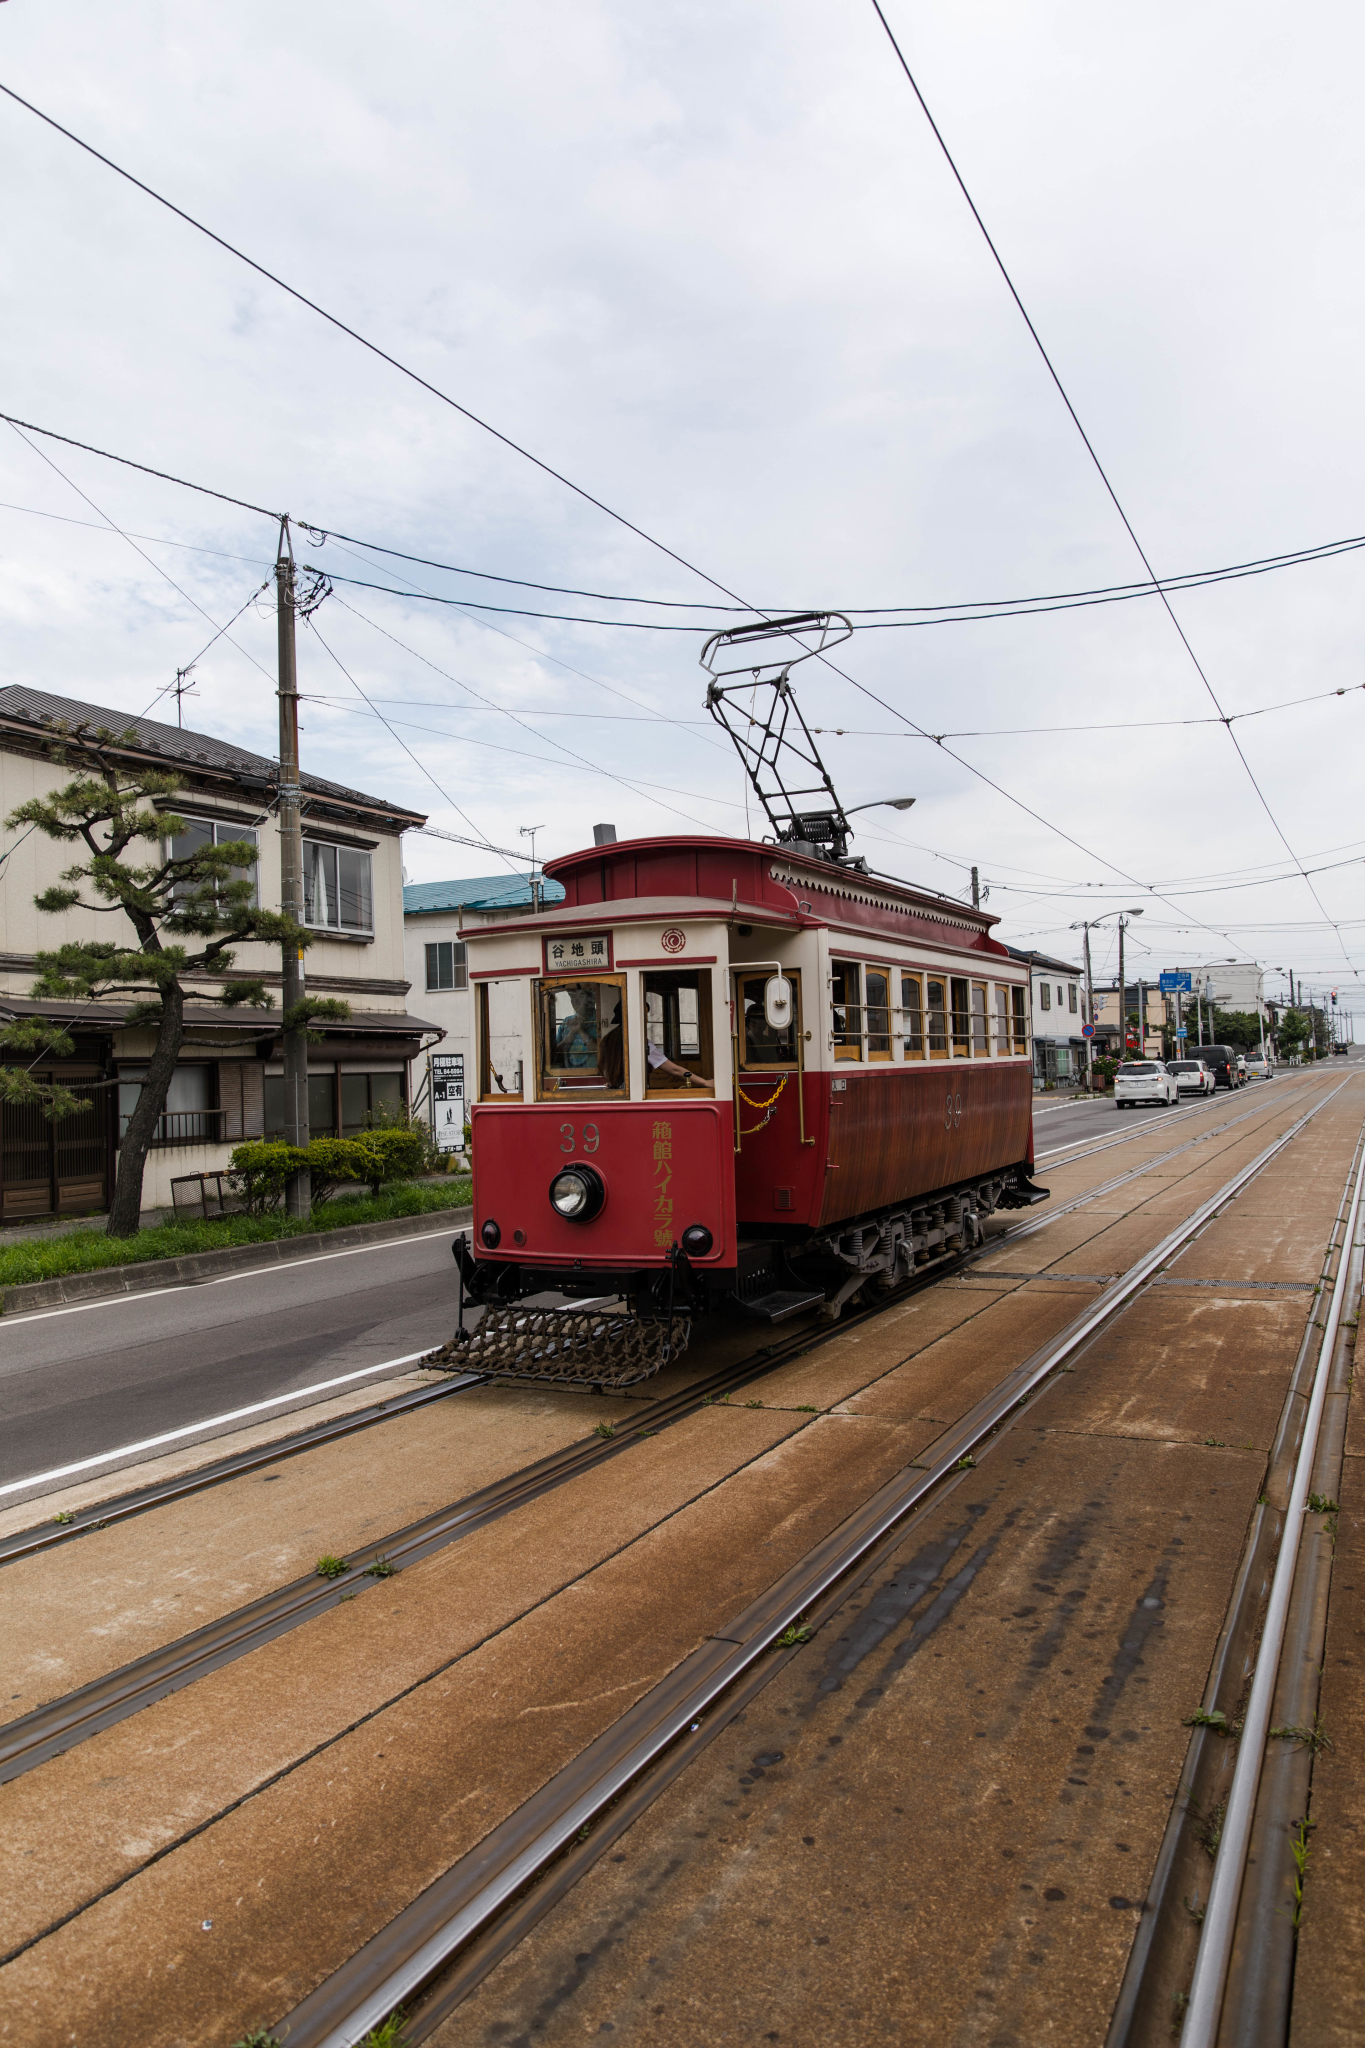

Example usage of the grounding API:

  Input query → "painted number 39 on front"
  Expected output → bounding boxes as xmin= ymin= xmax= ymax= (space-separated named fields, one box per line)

xmin=559 ymin=1123 xmax=600 ymax=1154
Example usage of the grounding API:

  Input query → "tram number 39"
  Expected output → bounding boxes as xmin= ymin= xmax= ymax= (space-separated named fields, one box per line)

xmin=944 ymin=1092 xmax=963 ymax=1131
xmin=559 ymin=1122 xmax=601 ymax=1155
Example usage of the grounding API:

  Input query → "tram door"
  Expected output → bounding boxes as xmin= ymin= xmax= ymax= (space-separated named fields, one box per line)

xmin=731 ymin=970 xmax=818 ymax=1224
xmin=477 ymin=979 xmax=529 ymax=1101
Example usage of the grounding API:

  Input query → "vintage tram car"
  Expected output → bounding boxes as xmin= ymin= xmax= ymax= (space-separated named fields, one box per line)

xmin=453 ymin=831 xmax=1043 ymax=1361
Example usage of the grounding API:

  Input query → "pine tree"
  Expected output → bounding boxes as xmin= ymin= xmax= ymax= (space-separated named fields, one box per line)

xmin=1 ymin=720 xmax=346 ymax=1236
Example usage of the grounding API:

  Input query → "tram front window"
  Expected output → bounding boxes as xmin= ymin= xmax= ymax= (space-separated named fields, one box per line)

xmin=644 ymin=970 xmax=714 ymax=1092
xmin=537 ymin=977 xmax=627 ymax=1098
xmin=738 ymin=972 xmax=799 ymax=1068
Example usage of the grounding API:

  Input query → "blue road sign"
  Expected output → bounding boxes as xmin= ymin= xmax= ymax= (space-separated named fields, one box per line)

xmin=1081 ymin=1024 xmax=1096 ymax=1038
xmin=1159 ymin=971 xmax=1193 ymax=993
xmin=1177 ymin=1026 xmax=1188 ymax=1039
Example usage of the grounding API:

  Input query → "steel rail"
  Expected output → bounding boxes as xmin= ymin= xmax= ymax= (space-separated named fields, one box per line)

xmin=3 ymin=1077 xmax=1300 ymax=1570
xmin=278 ymin=1078 xmax=1351 ymax=2048
xmin=0 ymin=1077 xmax=1325 ymax=1794
xmin=1180 ymin=1084 xmax=1365 ymax=2048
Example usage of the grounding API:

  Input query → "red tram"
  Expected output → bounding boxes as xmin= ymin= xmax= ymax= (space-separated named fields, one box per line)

xmin=450 ymin=616 xmax=1045 ymax=1383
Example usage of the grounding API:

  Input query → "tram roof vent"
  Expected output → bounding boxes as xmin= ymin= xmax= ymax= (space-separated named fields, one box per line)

xmin=592 ymin=822 xmax=617 ymax=846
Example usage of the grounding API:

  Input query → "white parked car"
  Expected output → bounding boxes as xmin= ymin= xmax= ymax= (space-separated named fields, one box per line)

xmin=1114 ymin=1060 xmax=1179 ymax=1109
xmin=1243 ymin=1052 xmax=1272 ymax=1079
xmin=1168 ymin=1058 xmax=1216 ymax=1096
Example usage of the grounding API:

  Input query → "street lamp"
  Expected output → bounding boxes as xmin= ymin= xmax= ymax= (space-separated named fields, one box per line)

xmin=845 ymin=797 xmax=916 ymax=814
xmin=1069 ymin=908 xmax=1144 ymax=1091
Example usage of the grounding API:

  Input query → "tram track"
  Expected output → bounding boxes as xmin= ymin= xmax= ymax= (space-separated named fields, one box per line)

xmin=1 ymin=1075 xmax=1308 ymax=1574
xmin=0 ymin=1077 xmax=1327 ymax=1804
xmin=265 ymin=1075 xmax=1357 ymax=2048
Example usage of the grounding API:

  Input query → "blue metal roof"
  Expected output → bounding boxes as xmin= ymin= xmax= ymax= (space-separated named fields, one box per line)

xmin=403 ymin=872 xmax=565 ymax=915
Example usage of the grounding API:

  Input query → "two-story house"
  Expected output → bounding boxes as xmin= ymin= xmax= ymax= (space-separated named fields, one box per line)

xmin=1005 ymin=945 xmax=1088 ymax=1085
xmin=0 ymin=686 xmax=440 ymax=1221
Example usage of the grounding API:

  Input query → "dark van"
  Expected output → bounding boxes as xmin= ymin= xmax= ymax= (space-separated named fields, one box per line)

xmin=1194 ymin=1043 xmax=1242 ymax=1089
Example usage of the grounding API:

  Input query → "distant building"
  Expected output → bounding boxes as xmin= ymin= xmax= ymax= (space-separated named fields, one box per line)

xmin=403 ymin=871 xmax=566 ymax=1143
xmin=1093 ymin=983 xmax=1169 ymax=1058
xmin=1004 ymin=947 xmax=1087 ymax=1084
xmin=1187 ymin=962 xmax=1266 ymax=1019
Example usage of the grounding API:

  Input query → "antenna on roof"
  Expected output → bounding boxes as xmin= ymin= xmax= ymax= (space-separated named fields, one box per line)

xmin=171 ymin=664 xmax=199 ymax=729
xmin=700 ymin=613 xmax=868 ymax=869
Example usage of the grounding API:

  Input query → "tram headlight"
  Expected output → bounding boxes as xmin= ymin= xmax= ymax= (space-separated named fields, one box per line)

xmin=681 ymin=1224 xmax=713 ymax=1256
xmin=548 ymin=1163 xmax=605 ymax=1222
xmin=480 ymin=1219 xmax=501 ymax=1249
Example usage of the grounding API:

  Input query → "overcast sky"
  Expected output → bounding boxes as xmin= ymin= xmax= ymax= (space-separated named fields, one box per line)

xmin=2 ymin=1 xmax=1362 ymax=1013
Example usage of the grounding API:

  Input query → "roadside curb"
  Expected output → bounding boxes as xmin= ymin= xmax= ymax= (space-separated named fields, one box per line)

xmin=0 ymin=1204 xmax=473 ymax=1316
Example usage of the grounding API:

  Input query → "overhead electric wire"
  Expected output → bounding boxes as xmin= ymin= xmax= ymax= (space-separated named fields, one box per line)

xmin=6 ymin=420 xmax=277 ymax=687
xmin=0 ymin=82 xmax=1340 ymax=965
xmin=137 ymin=578 xmax=273 ymax=719
xmin=866 ymin=0 xmax=1361 ymax=978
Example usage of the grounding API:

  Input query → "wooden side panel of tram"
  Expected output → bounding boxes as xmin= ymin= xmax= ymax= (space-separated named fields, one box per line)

xmin=819 ymin=1065 xmax=1032 ymax=1227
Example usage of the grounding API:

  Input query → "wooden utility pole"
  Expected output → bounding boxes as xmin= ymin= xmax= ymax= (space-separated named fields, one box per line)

xmin=276 ymin=520 xmax=311 ymax=1218
xmin=971 ymin=865 xmax=980 ymax=909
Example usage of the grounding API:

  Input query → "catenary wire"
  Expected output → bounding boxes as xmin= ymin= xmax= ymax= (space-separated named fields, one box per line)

xmin=0 ymin=90 xmax=1340 ymax=955
xmin=865 ymin=0 xmax=1360 ymax=978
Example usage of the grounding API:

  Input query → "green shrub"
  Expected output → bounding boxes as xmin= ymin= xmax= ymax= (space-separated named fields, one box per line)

xmin=228 ymin=1141 xmax=308 ymax=1214
xmin=354 ymin=1125 xmax=427 ymax=1194
xmin=304 ymin=1137 xmax=371 ymax=1207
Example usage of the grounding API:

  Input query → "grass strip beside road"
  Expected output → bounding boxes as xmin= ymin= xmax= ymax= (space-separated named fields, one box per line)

xmin=0 ymin=1179 xmax=472 ymax=1289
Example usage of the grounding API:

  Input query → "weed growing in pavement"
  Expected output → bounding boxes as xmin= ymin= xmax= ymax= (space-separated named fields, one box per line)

xmin=338 ymin=1592 xmax=357 ymax=1602
xmin=593 ymin=1422 xmax=616 ymax=1440
xmin=795 ymin=1405 xmax=819 ymax=1413
xmin=1204 ymin=1437 xmax=1228 ymax=1448
xmin=315 ymin=1554 xmax=350 ymax=1580
xmin=1270 ymin=1721 xmax=1332 ymax=1754
xmin=50 ymin=1510 xmax=74 ymax=1525
xmin=231 ymin=2031 xmax=280 ymax=2048
xmin=365 ymin=1556 xmax=396 ymax=1578
xmin=1308 ymin=1493 xmax=1339 ymax=1514
xmin=773 ymin=1622 xmax=814 ymax=1649
xmin=1290 ymin=1814 xmax=1316 ymax=1928
xmin=1171 ymin=1990 xmax=1190 ymax=2028
xmin=1183 ymin=1708 xmax=1240 ymax=1734
xmin=745 ymin=1399 xmax=764 ymax=1409
xmin=1183 ymin=1893 xmax=1206 ymax=1925
xmin=954 ymin=1454 xmax=977 ymax=1470
xmin=359 ymin=2012 xmax=409 ymax=2048
xmin=701 ymin=1395 xmax=714 ymax=1405
xmin=1194 ymin=1798 xmax=1227 ymax=1861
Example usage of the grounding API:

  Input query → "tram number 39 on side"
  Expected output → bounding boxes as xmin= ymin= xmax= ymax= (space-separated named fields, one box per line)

xmin=559 ymin=1123 xmax=601 ymax=1154
xmin=945 ymin=1092 xmax=964 ymax=1131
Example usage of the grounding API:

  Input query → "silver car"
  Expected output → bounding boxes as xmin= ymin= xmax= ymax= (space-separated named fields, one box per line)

xmin=1168 ymin=1059 xmax=1216 ymax=1096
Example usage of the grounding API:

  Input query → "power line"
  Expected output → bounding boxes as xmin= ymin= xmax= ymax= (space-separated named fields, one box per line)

xmin=0 ymin=83 xmax=751 ymax=612
xmin=865 ymin=0 xmax=1360 ymax=978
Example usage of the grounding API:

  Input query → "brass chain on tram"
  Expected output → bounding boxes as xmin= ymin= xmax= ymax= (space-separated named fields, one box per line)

xmin=736 ymin=1072 xmax=788 ymax=1134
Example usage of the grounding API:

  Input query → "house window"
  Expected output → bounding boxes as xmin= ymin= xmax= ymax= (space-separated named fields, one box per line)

xmin=1039 ymin=981 xmax=1052 ymax=1012
xmin=645 ymin=970 xmax=714 ymax=1092
xmin=304 ymin=840 xmax=373 ymax=933
xmin=425 ymin=940 xmax=468 ymax=991
xmin=1069 ymin=984 xmax=1078 ymax=1014
xmin=1056 ymin=984 xmax=1064 ymax=1007
xmin=927 ymin=978 xmax=948 ymax=1058
xmin=901 ymin=973 xmax=924 ymax=1059
xmin=119 ymin=1065 xmax=220 ymax=1146
xmin=831 ymin=962 xmax=863 ymax=1061
xmin=1011 ymin=986 xmax=1028 ymax=1054
xmin=166 ymin=816 xmax=259 ymax=906
xmin=263 ymin=1071 xmax=401 ymax=1137
xmin=950 ymin=978 xmax=970 ymax=1056
xmin=865 ymin=969 xmax=892 ymax=1059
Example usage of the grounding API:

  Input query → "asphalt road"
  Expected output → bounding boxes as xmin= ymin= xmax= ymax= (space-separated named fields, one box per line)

xmin=1 ymin=1071 xmax=1326 ymax=1502
xmin=0 ymin=1226 xmax=468 ymax=1504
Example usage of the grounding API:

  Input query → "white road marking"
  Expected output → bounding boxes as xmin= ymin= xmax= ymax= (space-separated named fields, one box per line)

xmin=0 ymin=1348 xmax=445 ymax=1498
xmin=1 ymin=1225 xmax=466 ymax=1327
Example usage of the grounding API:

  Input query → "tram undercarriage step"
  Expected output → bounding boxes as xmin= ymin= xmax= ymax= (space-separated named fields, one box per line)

xmin=425 ymin=1307 xmax=691 ymax=1390
xmin=731 ymin=1286 xmax=828 ymax=1323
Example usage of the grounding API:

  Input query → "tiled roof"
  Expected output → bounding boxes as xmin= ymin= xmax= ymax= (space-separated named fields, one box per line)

xmin=0 ymin=685 xmax=424 ymax=822
xmin=404 ymin=873 xmax=566 ymax=915
xmin=1005 ymin=944 xmax=1083 ymax=976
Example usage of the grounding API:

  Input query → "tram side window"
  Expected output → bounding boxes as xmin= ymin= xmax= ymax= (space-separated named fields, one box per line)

xmin=993 ymin=985 xmax=1010 ymax=1055
xmin=477 ymin=979 xmax=528 ymax=1102
xmin=866 ymin=969 xmax=892 ymax=1059
xmin=536 ymin=976 xmax=627 ymax=1099
xmin=1011 ymin=985 xmax=1028 ymax=1055
xmin=738 ymin=972 xmax=800 ymax=1069
xmin=901 ymin=972 xmax=925 ymax=1059
xmin=971 ymin=982 xmax=989 ymax=1055
xmin=927 ymin=978 xmax=949 ymax=1058
xmin=950 ymin=977 xmax=971 ymax=1056
xmin=644 ymin=971 xmax=714 ymax=1092
xmin=831 ymin=961 xmax=863 ymax=1061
